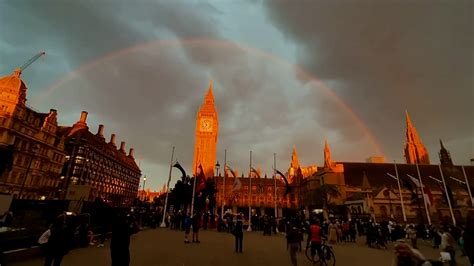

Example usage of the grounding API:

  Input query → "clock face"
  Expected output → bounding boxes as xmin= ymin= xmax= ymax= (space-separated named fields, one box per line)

xmin=200 ymin=118 xmax=213 ymax=132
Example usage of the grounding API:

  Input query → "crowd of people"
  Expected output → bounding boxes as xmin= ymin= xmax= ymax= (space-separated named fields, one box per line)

xmin=21 ymin=201 xmax=474 ymax=266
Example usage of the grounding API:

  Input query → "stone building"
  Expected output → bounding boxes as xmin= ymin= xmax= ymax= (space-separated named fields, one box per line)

xmin=0 ymin=69 xmax=66 ymax=199
xmin=58 ymin=111 xmax=141 ymax=206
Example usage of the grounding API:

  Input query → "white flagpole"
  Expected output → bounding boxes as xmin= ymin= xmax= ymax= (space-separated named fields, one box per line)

xmin=394 ymin=161 xmax=407 ymax=222
xmin=221 ymin=149 xmax=227 ymax=217
xmin=160 ymin=146 xmax=175 ymax=228
xmin=462 ymin=166 xmax=474 ymax=207
xmin=416 ymin=163 xmax=431 ymax=225
xmin=247 ymin=150 xmax=252 ymax=231
xmin=439 ymin=165 xmax=456 ymax=225
xmin=190 ymin=171 xmax=197 ymax=218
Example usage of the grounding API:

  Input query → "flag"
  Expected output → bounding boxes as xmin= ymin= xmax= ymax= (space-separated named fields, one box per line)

xmin=173 ymin=161 xmax=187 ymax=182
xmin=231 ymin=177 xmax=242 ymax=192
xmin=251 ymin=167 xmax=261 ymax=178
xmin=275 ymin=169 xmax=291 ymax=196
xmin=447 ymin=186 xmax=455 ymax=207
xmin=226 ymin=166 xmax=237 ymax=178
xmin=195 ymin=164 xmax=206 ymax=193
xmin=424 ymin=187 xmax=433 ymax=207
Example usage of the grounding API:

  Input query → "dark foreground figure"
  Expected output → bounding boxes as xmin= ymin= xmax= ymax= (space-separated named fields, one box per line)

xmin=110 ymin=211 xmax=138 ymax=266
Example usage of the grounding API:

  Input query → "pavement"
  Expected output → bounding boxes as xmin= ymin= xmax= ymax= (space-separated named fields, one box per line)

xmin=10 ymin=229 xmax=471 ymax=266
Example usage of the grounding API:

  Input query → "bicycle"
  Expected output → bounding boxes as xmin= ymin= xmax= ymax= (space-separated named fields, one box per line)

xmin=305 ymin=238 xmax=336 ymax=266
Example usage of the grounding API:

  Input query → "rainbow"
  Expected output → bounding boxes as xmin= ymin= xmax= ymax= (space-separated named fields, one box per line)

xmin=32 ymin=38 xmax=385 ymax=157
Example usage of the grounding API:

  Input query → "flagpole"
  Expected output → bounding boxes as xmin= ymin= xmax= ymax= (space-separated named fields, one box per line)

xmin=160 ymin=146 xmax=175 ymax=228
xmin=394 ymin=161 xmax=407 ymax=222
xmin=274 ymin=153 xmax=278 ymax=219
xmin=439 ymin=165 xmax=456 ymax=226
xmin=416 ymin=163 xmax=431 ymax=225
xmin=190 ymin=171 xmax=197 ymax=217
xmin=247 ymin=150 xmax=252 ymax=232
xmin=462 ymin=166 xmax=474 ymax=207
xmin=221 ymin=149 xmax=227 ymax=217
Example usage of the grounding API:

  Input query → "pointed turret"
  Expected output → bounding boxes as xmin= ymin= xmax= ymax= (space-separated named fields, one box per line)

xmin=290 ymin=147 xmax=300 ymax=169
xmin=404 ymin=111 xmax=430 ymax=164
xmin=361 ymin=171 xmax=371 ymax=191
xmin=439 ymin=139 xmax=453 ymax=166
xmin=324 ymin=140 xmax=333 ymax=168
xmin=204 ymin=79 xmax=214 ymax=104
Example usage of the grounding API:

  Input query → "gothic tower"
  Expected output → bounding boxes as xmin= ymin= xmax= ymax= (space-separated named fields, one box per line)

xmin=404 ymin=111 xmax=430 ymax=164
xmin=192 ymin=80 xmax=219 ymax=177
xmin=324 ymin=140 xmax=333 ymax=168
xmin=439 ymin=139 xmax=453 ymax=166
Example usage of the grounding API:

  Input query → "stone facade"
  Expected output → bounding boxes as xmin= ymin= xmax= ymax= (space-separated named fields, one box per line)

xmin=58 ymin=112 xmax=141 ymax=206
xmin=0 ymin=69 xmax=66 ymax=199
xmin=192 ymin=81 xmax=219 ymax=177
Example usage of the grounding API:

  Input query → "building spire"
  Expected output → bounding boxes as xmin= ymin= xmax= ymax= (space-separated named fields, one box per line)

xmin=204 ymin=79 xmax=214 ymax=104
xmin=439 ymin=139 xmax=453 ymax=166
xmin=291 ymin=146 xmax=300 ymax=169
xmin=404 ymin=111 xmax=430 ymax=164
xmin=324 ymin=140 xmax=333 ymax=168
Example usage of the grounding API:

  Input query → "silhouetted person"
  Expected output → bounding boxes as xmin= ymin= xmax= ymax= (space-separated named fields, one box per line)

xmin=110 ymin=211 xmax=138 ymax=266
xmin=233 ymin=214 xmax=244 ymax=253
xmin=287 ymin=222 xmax=303 ymax=266
xmin=44 ymin=214 xmax=74 ymax=266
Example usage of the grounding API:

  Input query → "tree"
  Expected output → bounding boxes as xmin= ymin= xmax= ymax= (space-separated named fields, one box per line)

xmin=314 ymin=184 xmax=341 ymax=213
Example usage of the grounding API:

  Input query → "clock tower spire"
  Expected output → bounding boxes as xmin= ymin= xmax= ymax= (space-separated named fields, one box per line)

xmin=193 ymin=80 xmax=219 ymax=177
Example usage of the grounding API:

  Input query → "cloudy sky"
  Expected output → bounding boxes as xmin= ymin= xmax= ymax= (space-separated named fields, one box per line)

xmin=1 ymin=0 xmax=472 ymax=190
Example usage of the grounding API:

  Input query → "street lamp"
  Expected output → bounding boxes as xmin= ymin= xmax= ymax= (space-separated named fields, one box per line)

xmin=215 ymin=161 xmax=220 ymax=177
xmin=142 ymin=175 xmax=147 ymax=201
xmin=19 ymin=144 xmax=40 ymax=199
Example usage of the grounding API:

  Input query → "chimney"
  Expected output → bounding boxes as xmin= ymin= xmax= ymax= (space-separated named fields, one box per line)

xmin=79 ymin=111 xmax=88 ymax=123
xmin=50 ymin=109 xmax=57 ymax=114
xmin=120 ymin=141 xmax=126 ymax=153
xmin=109 ymin=134 xmax=116 ymax=146
xmin=129 ymin=148 xmax=134 ymax=157
xmin=97 ymin=124 xmax=105 ymax=138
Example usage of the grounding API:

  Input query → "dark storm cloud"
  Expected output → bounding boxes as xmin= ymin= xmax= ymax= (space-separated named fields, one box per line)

xmin=263 ymin=0 xmax=473 ymax=163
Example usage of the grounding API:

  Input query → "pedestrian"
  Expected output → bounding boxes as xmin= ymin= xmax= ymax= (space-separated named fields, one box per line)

xmin=184 ymin=213 xmax=192 ymax=243
xmin=464 ymin=215 xmax=474 ymax=266
xmin=110 ymin=211 xmax=139 ymax=266
xmin=392 ymin=239 xmax=427 ymax=266
xmin=286 ymin=222 xmax=302 ymax=266
xmin=192 ymin=212 xmax=201 ymax=243
xmin=306 ymin=219 xmax=324 ymax=262
xmin=328 ymin=221 xmax=337 ymax=245
xmin=232 ymin=214 xmax=244 ymax=253
xmin=44 ymin=214 xmax=74 ymax=266
xmin=406 ymin=225 xmax=417 ymax=249
xmin=439 ymin=227 xmax=456 ymax=266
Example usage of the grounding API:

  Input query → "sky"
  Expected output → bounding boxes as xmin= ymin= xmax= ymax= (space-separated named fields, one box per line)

xmin=1 ymin=0 xmax=472 ymax=191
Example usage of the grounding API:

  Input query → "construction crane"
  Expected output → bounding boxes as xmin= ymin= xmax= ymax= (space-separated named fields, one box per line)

xmin=15 ymin=51 xmax=46 ymax=75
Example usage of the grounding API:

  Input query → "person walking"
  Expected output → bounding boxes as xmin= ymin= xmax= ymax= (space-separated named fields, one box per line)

xmin=287 ymin=222 xmax=303 ymax=266
xmin=439 ymin=227 xmax=457 ymax=266
xmin=233 ymin=214 xmax=244 ymax=253
xmin=110 ymin=211 xmax=138 ymax=266
xmin=192 ymin=212 xmax=201 ymax=243
xmin=406 ymin=225 xmax=417 ymax=249
xmin=328 ymin=221 xmax=337 ymax=245
xmin=44 ymin=214 xmax=74 ymax=266
xmin=183 ymin=213 xmax=192 ymax=244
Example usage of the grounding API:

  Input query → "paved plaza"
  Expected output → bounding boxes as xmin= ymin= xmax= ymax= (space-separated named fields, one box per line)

xmin=11 ymin=229 xmax=471 ymax=266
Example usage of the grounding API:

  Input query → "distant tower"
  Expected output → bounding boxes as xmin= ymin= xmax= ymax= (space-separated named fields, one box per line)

xmin=192 ymin=80 xmax=219 ymax=177
xmin=288 ymin=147 xmax=300 ymax=182
xmin=324 ymin=140 xmax=334 ymax=168
xmin=438 ymin=139 xmax=453 ymax=166
xmin=404 ymin=111 xmax=430 ymax=164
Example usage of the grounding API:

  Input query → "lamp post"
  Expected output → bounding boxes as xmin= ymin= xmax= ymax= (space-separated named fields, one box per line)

xmin=19 ymin=144 xmax=40 ymax=199
xmin=214 ymin=161 xmax=220 ymax=216
xmin=142 ymin=175 xmax=147 ymax=201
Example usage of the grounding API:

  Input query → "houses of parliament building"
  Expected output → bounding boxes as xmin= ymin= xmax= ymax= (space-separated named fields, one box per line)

xmin=193 ymin=82 xmax=473 ymax=222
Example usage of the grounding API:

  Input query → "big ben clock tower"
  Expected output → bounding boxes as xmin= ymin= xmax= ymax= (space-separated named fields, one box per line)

xmin=193 ymin=80 xmax=219 ymax=177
